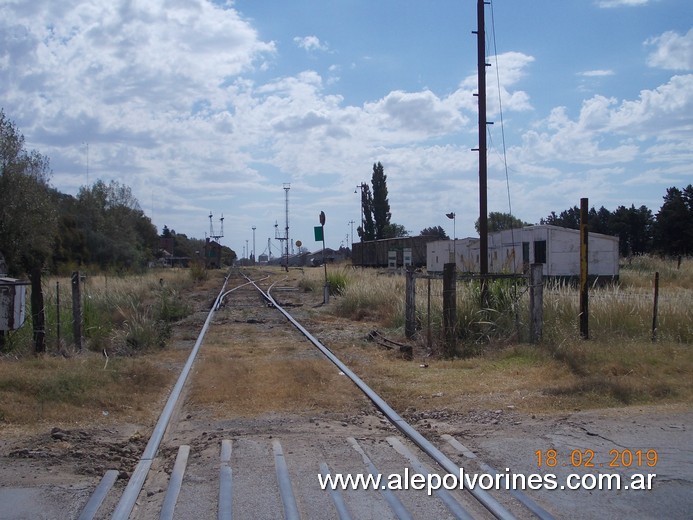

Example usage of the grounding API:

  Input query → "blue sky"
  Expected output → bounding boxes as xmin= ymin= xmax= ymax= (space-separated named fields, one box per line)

xmin=2 ymin=0 xmax=692 ymax=257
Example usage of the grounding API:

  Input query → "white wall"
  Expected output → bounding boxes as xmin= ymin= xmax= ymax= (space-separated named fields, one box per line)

xmin=426 ymin=226 xmax=619 ymax=277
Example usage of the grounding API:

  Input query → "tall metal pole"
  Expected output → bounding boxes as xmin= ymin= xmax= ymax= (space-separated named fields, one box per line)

xmin=283 ymin=183 xmax=290 ymax=271
xmin=476 ymin=0 xmax=489 ymax=307
xmin=252 ymin=226 xmax=256 ymax=264
xmin=356 ymin=183 xmax=367 ymax=266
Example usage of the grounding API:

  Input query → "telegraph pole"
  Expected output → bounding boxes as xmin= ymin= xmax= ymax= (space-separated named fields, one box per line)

xmin=252 ymin=226 xmax=256 ymax=264
xmin=474 ymin=0 xmax=490 ymax=307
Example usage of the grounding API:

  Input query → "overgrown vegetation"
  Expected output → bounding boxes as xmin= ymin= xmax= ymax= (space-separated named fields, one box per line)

xmin=0 ymin=355 xmax=172 ymax=425
xmin=303 ymin=256 xmax=692 ymax=407
xmin=2 ymin=269 xmax=194 ymax=356
xmin=0 ymin=260 xmax=689 ymax=430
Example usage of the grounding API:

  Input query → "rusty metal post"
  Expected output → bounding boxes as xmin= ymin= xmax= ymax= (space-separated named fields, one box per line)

xmin=71 ymin=271 xmax=82 ymax=350
xmin=579 ymin=198 xmax=589 ymax=340
xmin=529 ymin=264 xmax=543 ymax=344
xmin=652 ymin=271 xmax=659 ymax=342
xmin=443 ymin=263 xmax=457 ymax=357
xmin=405 ymin=267 xmax=416 ymax=339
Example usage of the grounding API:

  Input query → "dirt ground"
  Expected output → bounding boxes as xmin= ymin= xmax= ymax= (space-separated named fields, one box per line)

xmin=0 ymin=269 xmax=690 ymax=519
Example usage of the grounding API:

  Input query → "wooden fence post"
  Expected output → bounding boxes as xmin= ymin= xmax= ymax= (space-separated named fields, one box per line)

xmin=71 ymin=271 xmax=82 ymax=350
xmin=652 ymin=271 xmax=659 ymax=342
xmin=443 ymin=263 xmax=457 ymax=357
xmin=529 ymin=264 xmax=543 ymax=344
xmin=56 ymin=281 xmax=60 ymax=349
xmin=427 ymin=277 xmax=432 ymax=351
xmin=405 ymin=267 xmax=416 ymax=339
xmin=579 ymin=197 xmax=589 ymax=340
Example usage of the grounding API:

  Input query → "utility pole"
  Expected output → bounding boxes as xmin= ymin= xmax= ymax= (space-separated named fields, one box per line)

xmin=275 ymin=184 xmax=291 ymax=271
xmin=252 ymin=226 xmax=256 ymax=264
xmin=355 ymin=182 xmax=367 ymax=266
xmin=474 ymin=0 xmax=490 ymax=307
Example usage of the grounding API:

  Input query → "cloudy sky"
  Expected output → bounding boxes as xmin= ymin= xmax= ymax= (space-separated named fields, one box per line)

xmin=2 ymin=0 xmax=692 ymax=256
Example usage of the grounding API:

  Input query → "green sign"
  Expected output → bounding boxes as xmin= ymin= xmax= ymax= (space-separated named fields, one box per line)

xmin=314 ymin=226 xmax=323 ymax=241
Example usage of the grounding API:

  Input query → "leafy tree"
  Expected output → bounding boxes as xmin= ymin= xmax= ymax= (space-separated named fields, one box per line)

xmin=0 ymin=110 xmax=57 ymax=352
xmin=654 ymin=185 xmax=693 ymax=256
xmin=419 ymin=225 xmax=449 ymax=239
xmin=475 ymin=212 xmax=529 ymax=234
xmin=51 ymin=191 xmax=89 ymax=271
xmin=371 ymin=162 xmax=391 ymax=239
xmin=67 ymin=179 xmax=157 ymax=271
xmin=611 ymin=205 xmax=654 ymax=256
xmin=588 ymin=206 xmax=613 ymax=235
xmin=382 ymin=222 xmax=409 ymax=238
xmin=542 ymin=207 xmax=581 ymax=229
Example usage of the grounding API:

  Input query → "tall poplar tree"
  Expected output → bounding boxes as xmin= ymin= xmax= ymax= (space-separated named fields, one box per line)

xmin=357 ymin=184 xmax=375 ymax=241
xmin=371 ymin=162 xmax=391 ymax=239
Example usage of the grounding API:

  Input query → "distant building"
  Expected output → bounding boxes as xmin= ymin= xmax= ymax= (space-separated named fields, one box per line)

xmin=306 ymin=248 xmax=345 ymax=267
xmin=427 ymin=225 xmax=619 ymax=281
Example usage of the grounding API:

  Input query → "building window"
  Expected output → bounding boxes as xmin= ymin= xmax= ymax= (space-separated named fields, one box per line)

xmin=522 ymin=242 xmax=530 ymax=265
xmin=534 ymin=240 xmax=547 ymax=264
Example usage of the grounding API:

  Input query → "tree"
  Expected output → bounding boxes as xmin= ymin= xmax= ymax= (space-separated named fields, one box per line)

xmin=357 ymin=184 xmax=375 ymax=241
xmin=419 ymin=226 xmax=449 ymax=239
xmin=74 ymin=179 xmax=157 ymax=270
xmin=371 ymin=162 xmax=391 ymax=239
xmin=475 ymin=212 xmax=528 ymax=234
xmin=51 ymin=191 xmax=89 ymax=271
xmin=611 ymin=205 xmax=654 ymax=256
xmin=0 ymin=110 xmax=57 ymax=352
xmin=382 ymin=223 xmax=409 ymax=238
xmin=654 ymin=185 xmax=693 ymax=256
xmin=542 ymin=207 xmax=581 ymax=229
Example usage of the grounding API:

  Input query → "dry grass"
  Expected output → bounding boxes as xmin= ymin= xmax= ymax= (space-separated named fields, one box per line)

xmin=0 ymin=352 xmax=177 ymax=427
xmin=187 ymin=314 xmax=367 ymax=417
xmin=1 ymin=259 xmax=690 ymax=434
xmin=0 ymin=269 xmax=224 ymax=432
xmin=299 ymin=259 xmax=693 ymax=411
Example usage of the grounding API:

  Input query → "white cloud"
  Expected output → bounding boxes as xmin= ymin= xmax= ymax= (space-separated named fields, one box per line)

xmin=646 ymin=29 xmax=693 ymax=71
xmin=514 ymin=73 xmax=693 ymax=182
xmin=579 ymin=70 xmax=615 ymax=77
xmin=293 ymin=35 xmax=328 ymax=52
xmin=596 ymin=0 xmax=649 ymax=7
xmin=1 ymin=1 xmax=691 ymax=243
xmin=457 ymin=52 xmax=535 ymax=115
xmin=607 ymin=75 xmax=693 ymax=136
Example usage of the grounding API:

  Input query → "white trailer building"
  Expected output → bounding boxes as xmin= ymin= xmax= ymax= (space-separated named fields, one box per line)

xmin=427 ymin=225 xmax=619 ymax=281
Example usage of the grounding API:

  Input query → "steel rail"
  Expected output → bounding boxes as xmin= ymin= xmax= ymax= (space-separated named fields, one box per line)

xmin=110 ymin=271 xmax=234 ymax=520
xmin=217 ymin=275 xmax=270 ymax=309
xmin=246 ymin=274 xmax=552 ymax=520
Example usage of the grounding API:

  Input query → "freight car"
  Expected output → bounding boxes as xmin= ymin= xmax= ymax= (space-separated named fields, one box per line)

xmin=351 ymin=235 xmax=439 ymax=268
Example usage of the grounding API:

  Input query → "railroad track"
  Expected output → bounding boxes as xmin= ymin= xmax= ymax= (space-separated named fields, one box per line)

xmin=76 ymin=268 xmax=555 ymax=520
